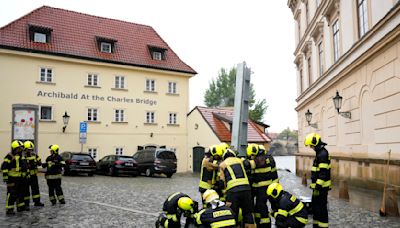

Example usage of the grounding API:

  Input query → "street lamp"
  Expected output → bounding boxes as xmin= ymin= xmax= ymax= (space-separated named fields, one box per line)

xmin=332 ymin=91 xmax=351 ymax=119
xmin=305 ymin=109 xmax=318 ymax=129
xmin=62 ymin=111 xmax=70 ymax=133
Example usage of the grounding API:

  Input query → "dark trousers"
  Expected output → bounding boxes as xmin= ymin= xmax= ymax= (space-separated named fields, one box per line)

xmin=28 ymin=175 xmax=41 ymax=203
xmin=46 ymin=178 xmax=64 ymax=203
xmin=253 ymin=186 xmax=271 ymax=228
xmin=22 ymin=176 xmax=30 ymax=206
xmin=226 ymin=189 xmax=255 ymax=225
xmin=312 ymin=189 xmax=328 ymax=227
xmin=5 ymin=177 xmax=25 ymax=211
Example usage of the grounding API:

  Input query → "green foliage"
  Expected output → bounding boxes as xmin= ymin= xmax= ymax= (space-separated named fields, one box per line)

xmin=277 ymin=127 xmax=298 ymax=140
xmin=204 ymin=67 xmax=267 ymax=122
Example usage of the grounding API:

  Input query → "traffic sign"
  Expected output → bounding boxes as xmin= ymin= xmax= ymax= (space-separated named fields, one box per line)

xmin=79 ymin=122 xmax=87 ymax=144
xmin=80 ymin=122 xmax=87 ymax=133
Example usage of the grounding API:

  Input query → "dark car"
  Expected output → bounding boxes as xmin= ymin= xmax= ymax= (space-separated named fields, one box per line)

xmin=60 ymin=152 xmax=96 ymax=176
xmin=133 ymin=148 xmax=177 ymax=178
xmin=96 ymin=155 xmax=139 ymax=177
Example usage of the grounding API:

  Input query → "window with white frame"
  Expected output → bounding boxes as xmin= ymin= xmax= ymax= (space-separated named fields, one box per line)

xmin=168 ymin=82 xmax=177 ymax=94
xmin=40 ymin=106 xmax=53 ymax=120
xmin=152 ymin=51 xmax=162 ymax=60
xmin=115 ymin=76 xmax=125 ymax=89
xmin=88 ymin=148 xmax=97 ymax=159
xmin=357 ymin=0 xmax=368 ymax=38
xmin=307 ymin=57 xmax=312 ymax=86
xmin=88 ymin=108 xmax=98 ymax=121
xmin=115 ymin=147 xmax=123 ymax=155
xmin=146 ymin=79 xmax=156 ymax=92
xmin=87 ymin=74 xmax=98 ymax=86
xmin=146 ymin=111 xmax=155 ymax=123
xmin=115 ymin=109 xmax=125 ymax=122
xmin=169 ymin=113 xmax=177 ymax=124
xmin=332 ymin=19 xmax=340 ymax=62
xmin=40 ymin=68 xmax=53 ymax=82
xmin=101 ymin=42 xmax=112 ymax=53
xmin=318 ymin=42 xmax=324 ymax=76
xmin=34 ymin=32 xmax=47 ymax=43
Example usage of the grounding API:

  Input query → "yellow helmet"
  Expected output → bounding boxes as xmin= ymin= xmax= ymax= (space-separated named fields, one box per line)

xmin=246 ymin=143 xmax=258 ymax=158
xmin=222 ymin=148 xmax=236 ymax=160
xmin=220 ymin=142 xmax=229 ymax=151
xmin=178 ymin=197 xmax=194 ymax=211
xmin=11 ymin=140 xmax=23 ymax=150
xmin=49 ymin=144 xmax=60 ymax=154
xmin=267 ymin=182 xmax=283 ymax=199
xmin=209 ymin=144 xmax=223 ymax=157
xmin=304 ymin=133 xmax=321 ymax=147
xmin=24 ymin=141 xmax=34 ymax=150
xmin=258 ymin=145 xmax=266 ymax=154
xmin=202 ymin=189 xmax=219 ymax=204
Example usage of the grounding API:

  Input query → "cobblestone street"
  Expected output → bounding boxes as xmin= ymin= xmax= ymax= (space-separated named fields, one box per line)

xmin=0 ymin=171 xmax=399 ymax=227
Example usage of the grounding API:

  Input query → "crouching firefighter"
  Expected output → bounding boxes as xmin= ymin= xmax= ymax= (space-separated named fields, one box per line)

xmin=266 ymin=183 xmax=308 ymax=228
xmin=194 ymin=189 xmax=236 ymax=228
xmin=23 ymin=141 xmax=44 ymax=207
xmin=156 ymin=192 xmax=198 ymax=228
xmin=42 ymin=145 xmax=65 ymax=205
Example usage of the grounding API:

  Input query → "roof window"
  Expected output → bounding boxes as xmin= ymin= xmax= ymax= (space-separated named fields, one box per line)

xmin=96 ymin=36 xmax=117 ymax=53
xmin=29 ymin=24 xmax=52 ymax=43
xmin=148 ymin=45 xmax=167 ymax=60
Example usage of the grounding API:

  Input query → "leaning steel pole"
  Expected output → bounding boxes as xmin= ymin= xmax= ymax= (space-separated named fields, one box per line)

xmin=231 ymin=62 xmax=251 ymax=157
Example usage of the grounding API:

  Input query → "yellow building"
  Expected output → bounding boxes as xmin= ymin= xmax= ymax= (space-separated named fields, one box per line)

xmin=0 ymin=6 xmax=196 ymax=172
xmin=288 ymin=0 xmax=400 ymax=190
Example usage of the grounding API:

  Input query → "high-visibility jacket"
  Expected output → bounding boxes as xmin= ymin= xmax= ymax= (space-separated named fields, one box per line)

xmin=270 ymin=191 xmax=308 ymax=227
xmin=266 ymin=154 xmax=279 ymax=183
xmin=26 ymin=153 xmax=41 ymax=176
xmin=310 ymin=143 xmax=332 ymax=190
xmin=249 ymin=154 xmax=272 ymax=188
xmin=1 ymin=153 xmax=28 ymax=181
xmin=219 ymin=157 xmax=250 ymax=192
xmin=195 ymin=201 xmax=236 ymax=228
xmin=199 ymin=157 xmax=218 ymax=192
xmin=43 ymin=154 xmax=64 ymax=179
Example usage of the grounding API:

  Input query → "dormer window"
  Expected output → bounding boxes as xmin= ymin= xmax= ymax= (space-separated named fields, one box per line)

xmin=29 ymin=24 xmax=52 ymax=44
xmin=148 ymin=45 xmax=167 ymax=60
xmin=96 ymin=36 xmax=117 ymax=53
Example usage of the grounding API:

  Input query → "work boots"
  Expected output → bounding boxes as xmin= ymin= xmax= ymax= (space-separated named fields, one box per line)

xmin=34 ymin=202 xmax=45 ymax=207
xmin=6 ymin=209 xmax=15 ymax=216
xmin=59 ymin=199 xmax=66 ymax=204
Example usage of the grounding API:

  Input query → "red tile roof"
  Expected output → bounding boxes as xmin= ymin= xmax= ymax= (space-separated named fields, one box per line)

xmin=190 ymin=106 xmax=271 ymax=143
xmin=0 ymin=6 xmax=196 ymax=74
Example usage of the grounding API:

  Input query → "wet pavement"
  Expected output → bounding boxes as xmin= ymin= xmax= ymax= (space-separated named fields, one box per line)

xmin=0 ymin=171 xmax=399 ymax=227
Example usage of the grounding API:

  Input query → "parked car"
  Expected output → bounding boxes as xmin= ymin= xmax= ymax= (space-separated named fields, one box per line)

xmin=96 ymin=155 xmax=139 ymax=177
xmin=60 ymin=152 xmax=96 ymax=176
xmin=132 ymin=148 xmax=177 ymax=178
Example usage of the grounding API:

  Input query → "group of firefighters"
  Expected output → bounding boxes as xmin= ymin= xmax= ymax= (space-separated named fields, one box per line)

xmin=157 ymin=132 xmax=331 ymax=228
xmin=1 ymin=140 xmax=65 ymax=215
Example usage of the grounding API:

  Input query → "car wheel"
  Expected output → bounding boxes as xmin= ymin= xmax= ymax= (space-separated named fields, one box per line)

xmin=145 ymin=168 xmax=153 ymax=177
xmin=166 ymin=173 xmax=173 ymax=178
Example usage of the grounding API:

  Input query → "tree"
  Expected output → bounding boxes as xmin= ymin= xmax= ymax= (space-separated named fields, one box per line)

xmin=204 ymin=67 xmax=267 ymax=122
xmin=277 ymin=127 xmax=298 ymax=141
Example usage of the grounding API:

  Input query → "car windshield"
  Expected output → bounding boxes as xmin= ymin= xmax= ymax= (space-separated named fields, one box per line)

xmin=156 ymin=151 xmax=176 ymax=159
xmin=118 ymin=156 xmax=133 ymax=161
xmin=72 ymin=154 xmax=93 ymax=161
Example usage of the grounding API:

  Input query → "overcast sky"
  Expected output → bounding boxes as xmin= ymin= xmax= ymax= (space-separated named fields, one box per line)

xmin=0 ymin=0 xmax=297 ymax=133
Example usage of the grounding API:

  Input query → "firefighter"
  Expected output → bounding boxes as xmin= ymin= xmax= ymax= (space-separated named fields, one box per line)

xmin=24 ymin=141 xmax=44 ymax=207
xmin=156 ymin=192 xmax=198 ymax=228
xmin=194 ymin=189 xmax=236 ymax=228
xmin=198 ymin=146 xmax=219 ymax=207
xmin=20 ymin=145 xmax=30 ymax=211
xmin=219 ymin=148 xmax=256 ymax=228
xmin=209 ymin=144 xmax=225 ymax=199
xmin=260 ymin=145 xmax=279 ymax=183
xmin=245 ymin=144 xmax=272 ymax=228
xmin=304 ymin=133 xmax=331 ymax=228
xmin=266 ymin=182 xmax=308 ymax=228
xmin=42 ymin=144 xmax=65 ymax=205
xmin=1 ymin=140 xmax=27 ymax=215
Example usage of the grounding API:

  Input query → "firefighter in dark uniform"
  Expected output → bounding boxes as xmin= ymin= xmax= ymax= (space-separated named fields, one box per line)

xmin=198 ymin=145 xmax=219 ymax=207
xmin=304 ymin=133 xmax=331 ymax=228
xmin=209 ymin=144 xmax=225 ymax=200
xmin=1 ymin=140 xmax=27 ymax=215
xmin=219 ymin=148 xmax=256 ymax=228
xmin=156 ymin=192 xmax=198 ymax=228
xmin=245 ymin=144 xmax=272 ymax=228
xmin=20 ymin=146 xmax=31 ymax=211
xmin=42 ymin=144 xmax=65 ymax=205
xmin=267 ymin=182 xmax=308 ymax=228
xmin=194 ymin=189 xmax=236 ymax=228
xmin=261 ymin=145 xmax=279 ymax=184
xmin=23 ymin=141 xmax=44 ymax=207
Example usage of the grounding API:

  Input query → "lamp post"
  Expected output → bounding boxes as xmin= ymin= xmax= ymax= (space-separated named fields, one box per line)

xmin=62 ymin=111 xmax=70 ymax=133
xmin=305 ymin=109 xmax=318 ymax=129
xmin=332 ymin=91 xmax=351 ymax=119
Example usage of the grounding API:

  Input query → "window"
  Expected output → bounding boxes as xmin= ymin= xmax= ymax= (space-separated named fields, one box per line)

xmin=357 ymin=0 xmax=368 ymax=38
xmin=40 ymin=106 xmax=52 ymax=120
xmin=115 ymin=148 xmax=123 ymax=155
xmin=29 ymin=25 xmax=52 ymax=43
xmin=169 ymin=113 xmax=177 ymax=124
xmin=115 ymin=109 xmax=125 ymax=122
xmin=40 ymin=68 xmax=53 ymax=82
xmin=88 ymin=148 xmax=97 ymax=159
xmin=152 ymin=52 xmax=162 ymax=60
xmin=101 ymin=42 xmax=112 ymax=53
xmin=305 ymin=1 xmax=310 ymax=25
xmin=307 ymin=57 xmax=312 ymax=86
xmin=34 ymin=32 xmax=47 ymax=43
xmin=332 ymin=19 xmax=340 ymax=62
xmin=88 ymin=108 xmax=98 ymax=121
xmin=115 ymin=76 xmax=125 ymax=89
xmin=146 ymin=111 xmax=155 ymax=123
xmin=318 ymin=42 xmax=324 ymax=76
xmin=146 ymin=79 xmax=156 ymax=92
xmin=300 ymin=69 xmax=304 ymax=93
xmin=148 ymin=46 xmax=166 ymax=60
xmin=168 ymin=82 xmax=177 ymax=94
xmin=87 ymin=74 xmax=98 ymax=86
